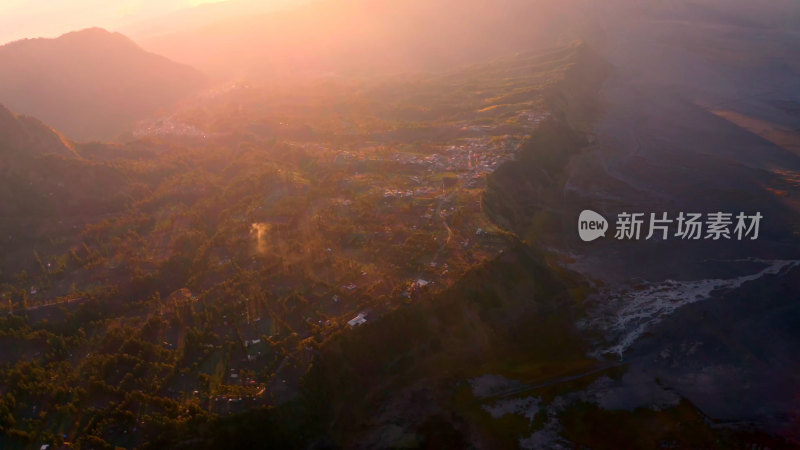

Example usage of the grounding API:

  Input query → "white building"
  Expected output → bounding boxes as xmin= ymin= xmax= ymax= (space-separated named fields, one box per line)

xmin=348 ymin=313 xmax=367 ymax=327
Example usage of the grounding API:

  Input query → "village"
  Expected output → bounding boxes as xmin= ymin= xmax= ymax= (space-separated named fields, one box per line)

xmin=190 ymin=111 xmax=549 ymax=409
xmin=0 ymin=109 xmax=550 ymax=413
xmin=0 ymin=104 xmax=551 ymax=417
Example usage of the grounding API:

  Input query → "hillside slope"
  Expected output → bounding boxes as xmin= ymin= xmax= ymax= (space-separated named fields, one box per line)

xmin=0 ymin=103 xmax=133 ymax=287
xmin=0 ymin=103 xmax=77 ymax=159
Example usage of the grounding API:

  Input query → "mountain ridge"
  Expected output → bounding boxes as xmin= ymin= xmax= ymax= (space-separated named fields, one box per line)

xmin=0 ymin=103 xmax=77 ymax=159
xmin=0 ymin=27 xmax=207 ymax=141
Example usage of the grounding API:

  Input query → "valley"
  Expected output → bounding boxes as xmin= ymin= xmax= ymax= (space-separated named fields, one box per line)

xmin=0 ymin=43 xmax=593 ymax=448
xmin=2 ymin=1 xmax=800 ymax=448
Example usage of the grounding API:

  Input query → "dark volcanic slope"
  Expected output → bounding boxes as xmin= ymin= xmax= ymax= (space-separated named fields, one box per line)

xmin=0 ymin=28 xmax=206 ymax=141
xmin=558 ymin=1 xmax=800 ymax=441
xmin=565 ymin=3 xmax=800 ymax=279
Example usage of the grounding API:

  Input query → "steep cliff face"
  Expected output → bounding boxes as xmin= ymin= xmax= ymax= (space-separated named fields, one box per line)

xmin=546 ymin=43 xmax=610 ymax=131
xmin=482 ymin=44 xmax=609 ymax=242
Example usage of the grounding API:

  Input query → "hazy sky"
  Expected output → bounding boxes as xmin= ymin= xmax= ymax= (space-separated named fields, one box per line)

xmin=0 ymin=0 xmax=224 ymax=45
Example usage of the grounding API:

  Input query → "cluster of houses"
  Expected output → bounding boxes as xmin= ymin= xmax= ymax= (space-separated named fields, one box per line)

xmin=133 ymin=116 xmax=208 ymax=138
xmin=385 ymin=136 xmax=517 ymax=179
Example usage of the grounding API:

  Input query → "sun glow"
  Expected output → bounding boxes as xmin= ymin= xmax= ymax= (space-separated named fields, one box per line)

xmin=0 ymin=0 xmax=277 ymax=44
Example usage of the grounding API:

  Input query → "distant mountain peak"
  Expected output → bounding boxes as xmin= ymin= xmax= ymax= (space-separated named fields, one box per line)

xmin=63 ymin=26 xmax=115 ymax=36
xmin=3 ymin=27 xmax=133 ymax=49
xmin=0 ymin=29 xmax=206 ymax=141
xmin=56 ymin=27 xmax=139 ymax=47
